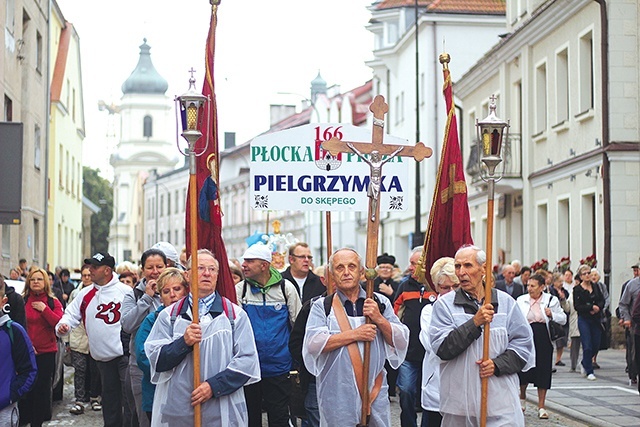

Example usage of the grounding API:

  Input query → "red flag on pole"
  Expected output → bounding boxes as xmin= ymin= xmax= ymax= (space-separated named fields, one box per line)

xmin=423 ymin=55 xmax=473 ymax=286
xmin=185 ymin=6 xmax=236 ymax=303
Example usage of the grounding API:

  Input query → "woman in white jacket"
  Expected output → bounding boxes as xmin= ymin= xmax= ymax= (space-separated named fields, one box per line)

xmin=419 ymin=257 xmax=459 ymax=427
xmin=516 ymin=273 xmax=567 ymax=419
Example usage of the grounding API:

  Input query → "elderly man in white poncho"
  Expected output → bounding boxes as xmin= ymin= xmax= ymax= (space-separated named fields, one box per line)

xmin=145 ymin=250 xmax=260 ymax=426
xmin=303 ymin=248 xmax=409 ymax=427
xmin=429 ymin=245 xmax=534 ymax=427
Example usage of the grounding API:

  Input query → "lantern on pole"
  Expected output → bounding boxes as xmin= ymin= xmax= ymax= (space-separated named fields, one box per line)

xmin=475 ymin=95 xmax=509 ymax=427
xmin=175 ymin=69 xmax=210 ymax=426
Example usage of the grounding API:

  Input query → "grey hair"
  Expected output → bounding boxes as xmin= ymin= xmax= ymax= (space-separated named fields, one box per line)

xmin=577 ymin=264 xmax=591 ymax=275
xmin=328 ymin=248 xmax=362 ymax=273
xmin=455 ymin=244 xmax=487 ymax=265
xmin=411 ymin=246 xmax=423 ymax=256
xmin=186 ymin=249 xmax=219 ymax=270
xmin=430 ymin=257 xmax=459 ymax=286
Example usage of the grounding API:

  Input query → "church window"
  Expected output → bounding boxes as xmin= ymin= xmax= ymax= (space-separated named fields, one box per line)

xmin=143 ymin=115 xmax=153 ymax=138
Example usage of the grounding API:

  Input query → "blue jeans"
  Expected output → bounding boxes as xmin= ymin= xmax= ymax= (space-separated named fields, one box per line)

xmin=397 ymin=360 xmax=425 ymax=427
xmin=578 ymin=316 xmax=602 ymax=375
xmin=301 ymin=379 xmax=320 ymax=427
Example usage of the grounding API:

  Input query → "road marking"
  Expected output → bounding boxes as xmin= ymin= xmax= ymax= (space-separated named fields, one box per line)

xmin=550 ymin=385 xmax=639 ymax=394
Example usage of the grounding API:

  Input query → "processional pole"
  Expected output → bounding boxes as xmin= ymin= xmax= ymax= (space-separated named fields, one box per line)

xmin=476 ymin=95 xmax=509 ymax=426
xmin=322 ymin=96 xmax=432 ymax=426
xmin=325 ymin=211 xmax=334 ymax=293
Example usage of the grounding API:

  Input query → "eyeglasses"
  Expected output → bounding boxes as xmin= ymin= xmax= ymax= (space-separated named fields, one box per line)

xmin=580 ymin=271 xmax=590 ymax=276
xmin=196 ymin=266 xmax=219 ymax=274
xmin=291 ymin=254 xmax=313 ymax=260
xmin=30 ymin=277 xmax=45 ymax=282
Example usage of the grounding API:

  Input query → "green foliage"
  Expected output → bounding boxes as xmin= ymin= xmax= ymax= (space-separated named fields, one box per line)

xmin=83 ymin=167 xmax=113 ymax=254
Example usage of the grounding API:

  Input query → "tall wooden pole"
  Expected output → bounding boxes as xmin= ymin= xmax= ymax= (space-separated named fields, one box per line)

xmin=188 ymin=151 xmax=202 ymax=426
xmin=325 ymin=212 xmax=334 ymax=294
xmin=479 ymin=181 xmax=495 ymax=427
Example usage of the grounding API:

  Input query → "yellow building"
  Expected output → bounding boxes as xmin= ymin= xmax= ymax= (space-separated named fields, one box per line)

xmin=47 ymin=1 xmax=85 ymax=270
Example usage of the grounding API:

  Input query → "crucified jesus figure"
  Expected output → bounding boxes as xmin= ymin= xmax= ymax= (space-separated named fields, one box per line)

xmin=346 ymin=142 xmax=404 ymax=222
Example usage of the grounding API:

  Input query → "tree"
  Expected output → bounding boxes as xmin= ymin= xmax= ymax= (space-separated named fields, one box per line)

xmin=83 ymin=167 xmax=113 ymax=254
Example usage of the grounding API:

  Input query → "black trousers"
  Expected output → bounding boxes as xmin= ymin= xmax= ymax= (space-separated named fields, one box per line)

xmin=96 ymin=356 xmax=126 ymax=427
xmin=19 ymin=352 xmax=55 ymax=427
xmin=244 ymin=373 xmax=291 ymax=427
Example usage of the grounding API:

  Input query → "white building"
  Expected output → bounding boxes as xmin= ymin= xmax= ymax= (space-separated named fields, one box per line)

xmin=48 ymin=1 xmax=85 ymax=270
xmin=455 ymin=0 xmax=640 ymax=305
xmin=109 ymin=39 xmax=179 ymax=263
xmin=367 ymin=0 xmax=508 ymax=268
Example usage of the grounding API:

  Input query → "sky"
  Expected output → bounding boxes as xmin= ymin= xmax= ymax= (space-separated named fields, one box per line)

xmin=56 ymin=0 xmax=375 ymax=180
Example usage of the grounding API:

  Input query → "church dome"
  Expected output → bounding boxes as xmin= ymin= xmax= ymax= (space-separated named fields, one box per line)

xmin=121 ymin=39 xmax=168 ymax=95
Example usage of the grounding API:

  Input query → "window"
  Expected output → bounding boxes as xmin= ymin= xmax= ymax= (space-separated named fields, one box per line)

xmin=175 ymin=190 xmax=179 ymax=213
xmin=535 ymin=62 xmax=547 ymax=134
xmin=33 ymin=218 xmax=40 ymax=261
xmin=36 ymin=31 xmax=42 ymax=74
xmin=65 ymin=150 xmax=70 ymax=191
xmin=557 ymin=198 xmax=570 ymax=258
xmin=72 ymin=88 xmax=76 ymax=122
xmin=385 ymin=21 xmax=398 ymax=46
xmin=581 ymin=193 xmax=596 ymax=256
xmin=555 ymin=48 xmax=569 ymax=124
xmin=71 ymin=157 xmax=76 ymax=197
xmin=537 ymin=203 xmax=548 ymax=260
xmin=34 ymin=125 xmax=41 ymax=169
xmin=2 ymin=226 xmax=10 ymax=257
xmin=58 ymin=145 xmax=63 ymax=187
xmin=143 ymin=115 xmax=153 ymax=138
xmin=4 ymin=95 xmax=12 ymax=121
xmin=160 ymin=195 xmax=164 ymax=217
xmin=166 ymin=192 xmax=171 ymax=217
xmin=174 ymin=230 xmax=179 ymax=246
xmin=578 ymin=30 xmax=594 ymax=114
xmin=5 ymin=0 xmax=15 ymax=35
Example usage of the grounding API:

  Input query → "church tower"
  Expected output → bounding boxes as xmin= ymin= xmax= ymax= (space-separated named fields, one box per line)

xmin=109 ymin=39 xmax=178 ymax=263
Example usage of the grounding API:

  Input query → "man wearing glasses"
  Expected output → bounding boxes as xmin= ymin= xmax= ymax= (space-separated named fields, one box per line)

xmin=145 ymin=249 xmax=260 ymax=425
xmin=237 ymin=244 xmax=302 ymax=427
xmin=283 ymin=243 xmax=325 ymax=304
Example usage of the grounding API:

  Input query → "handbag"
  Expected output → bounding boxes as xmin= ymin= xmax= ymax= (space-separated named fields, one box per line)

xmin=548 ymin=320 xmax=565 ymax=341
xmin=289 ymin=370 xmax=306 ymax=419
xmin=546 ymin=296 xmax=565 ymax=341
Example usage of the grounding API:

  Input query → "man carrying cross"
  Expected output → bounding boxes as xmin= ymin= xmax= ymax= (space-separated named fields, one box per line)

xmin=303 ymin=248 xmax=409 ymax=426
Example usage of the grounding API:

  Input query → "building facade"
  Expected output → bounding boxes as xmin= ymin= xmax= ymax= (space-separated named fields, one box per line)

xmin=109 ymin=39 xmax=179 ymax=264
xmin=1 ymin=0 xmax=49 ymax=273
xmin=454 ymin=0 xmax=640 ymax=307
xmin=366 ymin=0 xmax=507 ymax=268
xmin=47 ymin=1 xmax=85 ymax=270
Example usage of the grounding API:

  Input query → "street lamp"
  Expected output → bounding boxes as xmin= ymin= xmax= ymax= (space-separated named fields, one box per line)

xmin=475 ymin=94 xmax=509 ymax=427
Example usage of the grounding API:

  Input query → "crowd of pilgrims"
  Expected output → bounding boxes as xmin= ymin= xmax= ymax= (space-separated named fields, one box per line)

xmin=0 ymin=240 xmax=622 ymax=427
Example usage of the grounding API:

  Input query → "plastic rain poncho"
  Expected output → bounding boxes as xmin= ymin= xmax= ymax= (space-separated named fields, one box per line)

xmin=429 ymin=289 xmax=534 ymax=427
xmin=303 ymin=292 xmax=409 ymax=427
xmin=145 ymin=301 xmax=260 ymax=427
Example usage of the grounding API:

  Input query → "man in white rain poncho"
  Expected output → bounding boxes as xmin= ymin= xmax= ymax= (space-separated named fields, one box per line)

xmin=429 ymin=245 xmax=535 ymax=427
xmin=145 ymin=250 xmax=260 ymax=426
xmin=303 ymin=248 xmax=409 ymax=426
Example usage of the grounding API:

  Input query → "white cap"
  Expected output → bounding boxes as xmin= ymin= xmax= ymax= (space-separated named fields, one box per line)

xmin=152 ymin=241 xmax=179 ymax=265
xmin=242 ymin=244 xmax=272 ymax=263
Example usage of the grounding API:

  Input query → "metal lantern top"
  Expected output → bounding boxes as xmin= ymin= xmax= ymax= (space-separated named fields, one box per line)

xmin=176 ymin=70 xmax=208 ymax=146
xmin=476 ymin=95 xmax=509 ymax=175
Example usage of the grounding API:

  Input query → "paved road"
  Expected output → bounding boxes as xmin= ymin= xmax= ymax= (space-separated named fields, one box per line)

xmin=45 ymin=349 xmax=639 ymax=426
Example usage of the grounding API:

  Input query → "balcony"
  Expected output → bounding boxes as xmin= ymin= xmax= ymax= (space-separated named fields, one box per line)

xmin=466 ymin=133 xmax=523 ymax=194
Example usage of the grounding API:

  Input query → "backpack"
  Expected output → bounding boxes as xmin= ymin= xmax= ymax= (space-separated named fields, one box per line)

xmin=24 ymin=295 xmax=55 ymax=311
xmin=241 ymin=280 xmax=289 ymax=307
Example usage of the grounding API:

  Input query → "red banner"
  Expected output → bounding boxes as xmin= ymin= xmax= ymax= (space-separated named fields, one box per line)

xmin=423 ymin=62 xmax=473 ymax=286
xmin=185 ymin=9 xmax=236 ymax=303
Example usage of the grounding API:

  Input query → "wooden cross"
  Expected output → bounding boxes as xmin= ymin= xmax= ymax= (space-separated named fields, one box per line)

xmin=321 ymin=95 xmax=432 ymax=427
xmin=440 ymin=164 xmax=467 ymax=204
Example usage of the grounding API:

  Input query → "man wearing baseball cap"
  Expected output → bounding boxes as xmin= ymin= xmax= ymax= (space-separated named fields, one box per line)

xmin=56 ymin=252 xmax=133 ymax=427
xmin=236 ymin=244 xmax=302 ymax=427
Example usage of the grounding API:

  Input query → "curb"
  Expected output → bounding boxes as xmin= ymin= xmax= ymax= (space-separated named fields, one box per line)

xmin=525 ymin=396 xmax=620 ymax=427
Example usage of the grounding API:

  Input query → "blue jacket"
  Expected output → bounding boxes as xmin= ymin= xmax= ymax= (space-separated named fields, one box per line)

xmin=0 ymin=314 xmax=37 ymax=410
xmin=135 ymin=305 xmax=163 ymax=412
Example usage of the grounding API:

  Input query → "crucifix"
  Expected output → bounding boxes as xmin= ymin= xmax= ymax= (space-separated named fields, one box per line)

xmin=321 ymin=94 xmax=432 ymax=426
